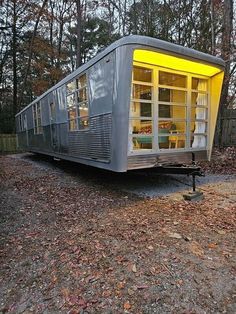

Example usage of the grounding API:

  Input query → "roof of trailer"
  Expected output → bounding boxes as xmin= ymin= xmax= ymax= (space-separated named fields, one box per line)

xmin=16 ymin=35 xmax=225 ymax=117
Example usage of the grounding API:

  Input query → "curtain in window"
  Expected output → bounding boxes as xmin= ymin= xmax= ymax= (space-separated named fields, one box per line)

xmin=192 ymin=81 xmax=207 ymax=148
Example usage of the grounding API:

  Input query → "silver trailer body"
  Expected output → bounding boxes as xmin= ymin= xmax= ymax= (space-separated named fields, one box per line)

xmin=16 ymin=35 xmax=225 ymax=172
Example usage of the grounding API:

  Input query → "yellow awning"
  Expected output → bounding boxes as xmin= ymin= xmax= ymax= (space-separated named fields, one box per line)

xmin=133 ymin=50 xmax=222 ymax=77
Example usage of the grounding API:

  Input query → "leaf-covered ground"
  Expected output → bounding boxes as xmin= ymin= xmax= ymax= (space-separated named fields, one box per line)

xmin=0 ymin=151 xmax=236 ymax=313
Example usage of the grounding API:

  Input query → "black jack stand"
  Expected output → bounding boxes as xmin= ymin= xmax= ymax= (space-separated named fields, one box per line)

xmin=183 ymin=153 xmax=204 ymax=201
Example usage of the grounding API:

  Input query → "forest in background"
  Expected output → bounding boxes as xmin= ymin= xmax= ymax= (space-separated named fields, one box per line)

xmin=0 ymin=0 xmax=235 ymax=145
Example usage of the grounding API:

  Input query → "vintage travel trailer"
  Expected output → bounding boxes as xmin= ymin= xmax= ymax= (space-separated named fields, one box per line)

xmin=16 ymin=35 xmax=225 ymax=172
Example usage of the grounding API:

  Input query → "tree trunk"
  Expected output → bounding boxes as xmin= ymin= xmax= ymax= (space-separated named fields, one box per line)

xmin=12 ymin=0 xmax=17 ymax=120
xmin=216 ymin=0 xmax=233 ymax=147
xmin=133 ymin=0 xmax=137 ymax=34
xmin=210 ymin=0 xmax=216 ymax=55
xmin=76 ymin=0 xmax=82 ymax=68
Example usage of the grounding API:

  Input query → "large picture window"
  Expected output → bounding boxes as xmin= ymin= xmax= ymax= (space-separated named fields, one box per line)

xmin=66 ymin=74 xmax=89 ymax=131
xmin=129 ymin=64 xmax=209 ymax=152
xmin=32 ymin=102 xmax=42 ymax=134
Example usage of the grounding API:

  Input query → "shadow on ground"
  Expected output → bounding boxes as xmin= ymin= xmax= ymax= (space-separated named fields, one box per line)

xmin=14 ymin=153 xmax=233 ymax=198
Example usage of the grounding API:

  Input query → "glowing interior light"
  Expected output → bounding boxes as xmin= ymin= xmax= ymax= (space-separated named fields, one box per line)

xmin=133 ymin=50 xmax=222 ymax=77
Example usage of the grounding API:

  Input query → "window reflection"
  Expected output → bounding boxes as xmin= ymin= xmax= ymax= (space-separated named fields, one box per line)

xmin=130 ymin=102 xmax=152 ymax=118
xmin=159 ymin=71 xmax=187 ymax=88
xmin=132 ymin=84 xmax=152 ymax=100
xmin=159 ymin=88 xmax=186 ymax=103
xmin=133 ymin=66 xmax=152 ymax=82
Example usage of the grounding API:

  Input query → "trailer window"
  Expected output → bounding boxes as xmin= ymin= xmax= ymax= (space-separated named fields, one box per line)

xmin=32 ymin=102 xmax=42 ymax=134
xmin=159 ymin=71 xmax=187 ymax=88
xmin=77 ymin=75 xmax=89 ymax=130
xmin=129 ymin=66 xmax=153 ymax=151
xmin=67 ymin=81 xmax=76 ymax=94
xmin=66 ymin=74 xmax=89 ymax=131
xmin=133 ymin=66 xmax=152 ymax=82
xmin=191 ymin=78 xmax=208 ymax=148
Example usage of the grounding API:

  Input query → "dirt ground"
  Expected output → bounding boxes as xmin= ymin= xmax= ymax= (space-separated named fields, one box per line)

xmin=0 ymin=151 xmax=236 ymax=314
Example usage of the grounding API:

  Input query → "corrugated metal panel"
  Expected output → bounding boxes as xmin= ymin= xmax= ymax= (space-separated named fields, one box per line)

xmin=68 ymin=113 xmax=112 ymax=162
xmin=128 ymin=151 xmax=207 ymax=170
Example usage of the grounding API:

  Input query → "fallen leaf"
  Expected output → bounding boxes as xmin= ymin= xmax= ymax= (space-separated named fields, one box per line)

xmin=102 ymin=290 xmax=111 ymax=297
xmin=208 ymin=243 xmax=217 ymax=249
xmin=189 ymin=241 xmax=204 ymax=257
xmin=217 ymin=229 xmax=226 ymax=235
xmin=176 ymin=279 xmax=183 ymax=286
xmin=117 ymin=281 xmax=125 ymax=289
xmin=127 ymin=288 xmax=134 ymax=295
xmin=124 ymin=301 xmax=131 ymax=310
xmin=184 ymin=236 xmax=192 ymax=242
xmin=68 ymin=310 xmax=79 ymax=314
xmin=168 ymin=232 xmax=182 ymax=239
xmin=52 ymin=274 xmax=57 ymax=283
xmin=136 ymin=285 xmax=148 ymax=289
xmin=132 ymin=264 xmax=137 ymax=273
xmin=61 ymin=287 xmax=70 ymax=301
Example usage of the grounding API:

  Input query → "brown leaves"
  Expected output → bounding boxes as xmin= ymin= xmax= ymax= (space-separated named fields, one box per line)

xmin=199 ymin=147 xmax=236 ymax=175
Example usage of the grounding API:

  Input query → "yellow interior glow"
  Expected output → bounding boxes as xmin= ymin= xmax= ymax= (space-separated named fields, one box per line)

xmin=133 ymin=50 xmax=222 ymax=77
